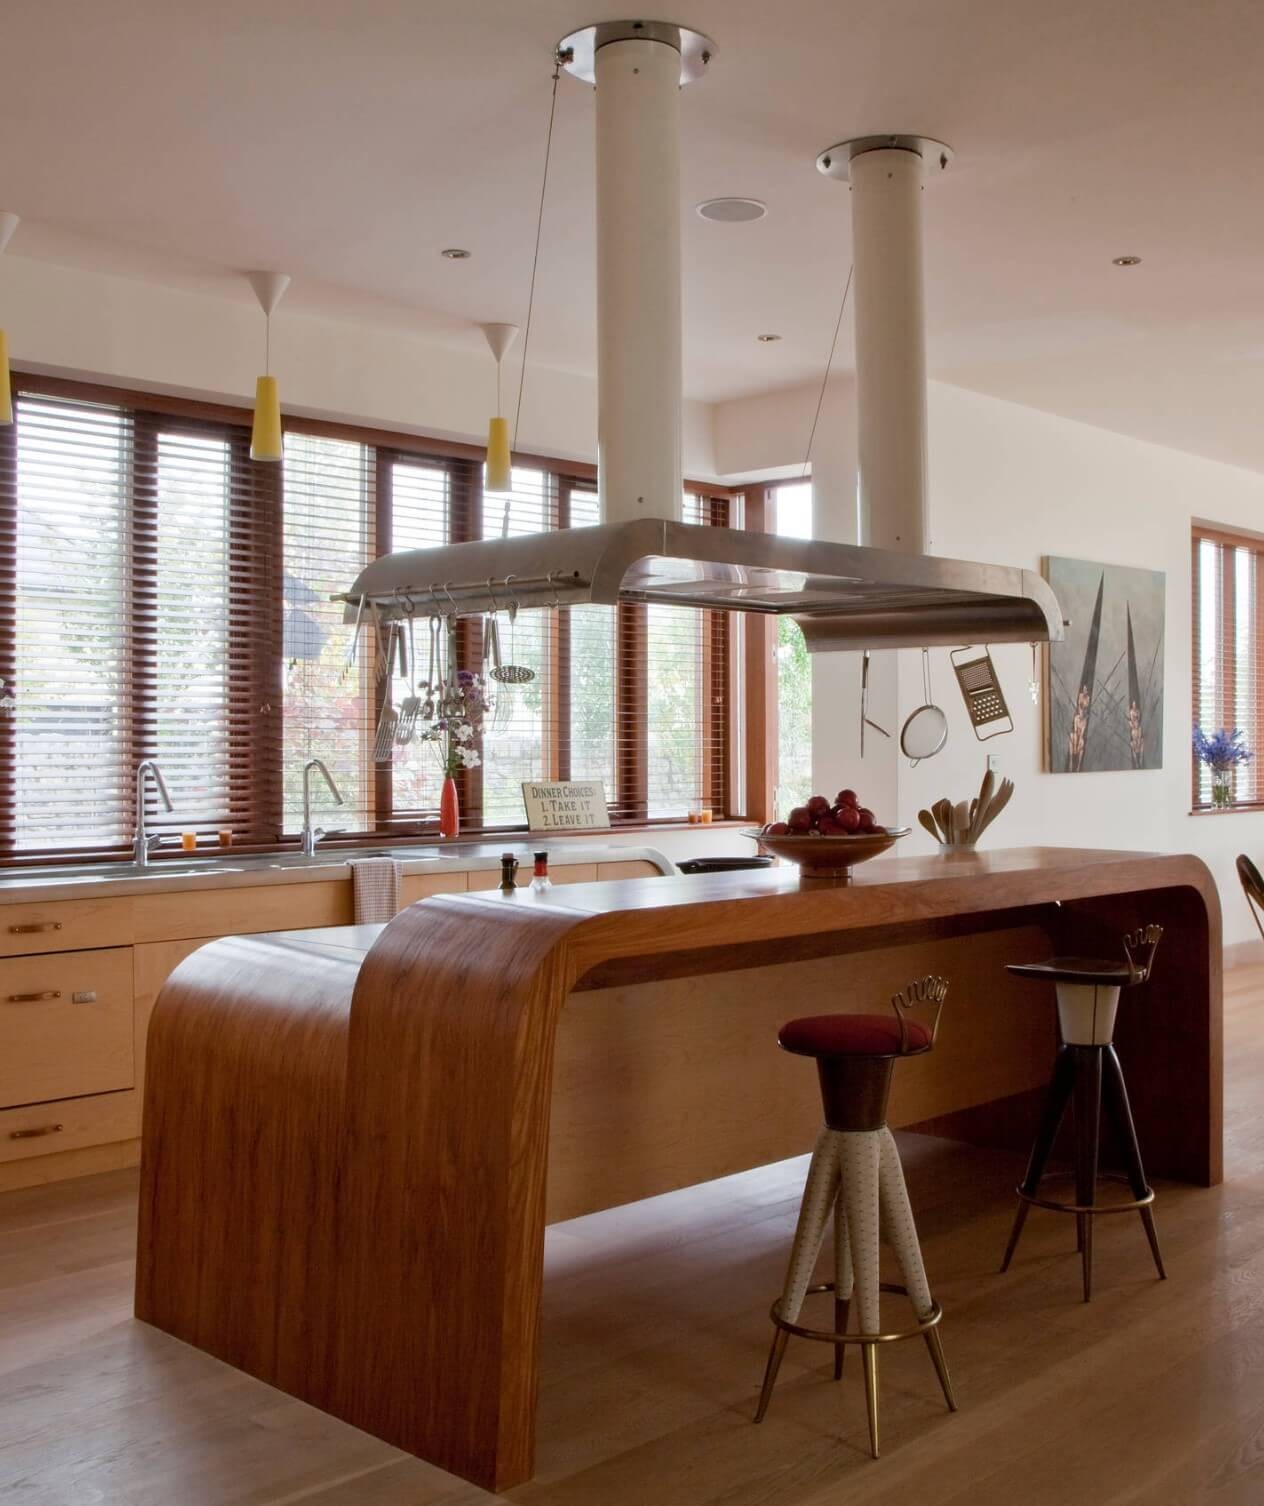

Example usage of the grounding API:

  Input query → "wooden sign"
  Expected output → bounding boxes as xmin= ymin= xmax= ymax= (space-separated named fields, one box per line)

xmin=521 ymin=780 xmax=610 ymax=832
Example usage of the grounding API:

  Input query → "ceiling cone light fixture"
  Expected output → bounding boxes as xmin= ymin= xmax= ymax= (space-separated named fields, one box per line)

xmin=481 ymin=322 xmax=519 ymax=493
xmin=247 ymin=270 xmax=291 ymax=462
xmin=0 ymin=212 xmax=20 ymax=427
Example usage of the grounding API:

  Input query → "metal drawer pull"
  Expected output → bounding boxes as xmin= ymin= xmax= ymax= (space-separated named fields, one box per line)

xmin=72 ymin=991 xmax=98 ymax=1004
xmin=9 ymin=1124 xmax=64 ymax=1140
xmin=8 ymin=921 xmax=63 ymax=934
xmin=6 ymin=990 xmax=62 ymax=1003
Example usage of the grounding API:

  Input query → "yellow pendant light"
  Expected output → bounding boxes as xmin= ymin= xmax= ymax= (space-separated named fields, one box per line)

xmin=0 ymin=213 xmax=20 ymax=427
xmin=481 ymin=323 xmax=519 ymax=493
xmin=247 ymin=271 xmax=291 ymax=462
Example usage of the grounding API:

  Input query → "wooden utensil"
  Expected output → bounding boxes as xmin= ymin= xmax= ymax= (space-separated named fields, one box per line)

xmin=918 ymin=809 xmax=942 ymax=842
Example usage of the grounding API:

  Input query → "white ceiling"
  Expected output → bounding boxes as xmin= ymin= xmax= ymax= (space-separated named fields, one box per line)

xmin=3 ymin=0 xmax=1264 ymax=470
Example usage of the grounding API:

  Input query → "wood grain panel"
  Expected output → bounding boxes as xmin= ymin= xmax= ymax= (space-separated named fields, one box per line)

xmin=131 ymin=880 xmax=353 ymax=942
xmin=134 ymin=847 xmax=1222 ymax=1492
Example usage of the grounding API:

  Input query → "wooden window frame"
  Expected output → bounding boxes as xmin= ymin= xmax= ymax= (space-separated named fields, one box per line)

xmin=1191 ymin=522 xmax=1264 ymax=814
xmin=1 ymin=371 xmax=754 ymax=863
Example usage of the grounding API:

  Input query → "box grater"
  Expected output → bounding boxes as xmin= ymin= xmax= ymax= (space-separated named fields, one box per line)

xmin=950 ymin=646 xmax=1013 ymax=740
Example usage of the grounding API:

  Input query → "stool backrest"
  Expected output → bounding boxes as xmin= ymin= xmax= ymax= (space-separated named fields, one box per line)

xmin=1122 ymin=924 xmax=1163 ymax=984
xmin=1237 ymin=855 xmax=1264 ymax=945
xmin=890 ymin=975 xmax=949 ymax=1053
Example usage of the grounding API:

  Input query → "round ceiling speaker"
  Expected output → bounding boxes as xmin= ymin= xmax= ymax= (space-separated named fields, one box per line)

xmin=696 ymin=197 xmax=767 ymax=223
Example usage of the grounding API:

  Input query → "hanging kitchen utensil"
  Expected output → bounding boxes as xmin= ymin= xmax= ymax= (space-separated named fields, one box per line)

xmin=481 ymin=607 xmax=514 ymax=739
xmin=859 ymin=648 xmax=891 ymax=757
xmin=340 ymin=593 xmax=365 ymax=683
xmin=396 ymin=610 xmax=422 ymax=745
xmin=420 ymin=613 xmax=440 ymax=724
xmin=491 ymin=596 xmax=535 ymax=685
xmin=950 ymin=645 xmax=1014 ymax=740
xmin=373 ymin=656 xmax=399 ymax=760
xmin=1028 ymin=642 xmax=1040 ymax=705
xmin=900 ymin=648 xmax=949 ymax=767
xmin=372 ymin=602 xmax=393 ymax=682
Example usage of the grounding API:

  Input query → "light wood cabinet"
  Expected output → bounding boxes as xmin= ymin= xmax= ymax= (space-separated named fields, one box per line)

xmin=0 ymin=855 xmax=663 ymax=1187
xmin=0 ymin=947 xmax=134 ymax=1109
xmin=0 ymin=1088 xmax=139 ymax=1166
xmin=0 ymin=896 xmax=136 ymax=958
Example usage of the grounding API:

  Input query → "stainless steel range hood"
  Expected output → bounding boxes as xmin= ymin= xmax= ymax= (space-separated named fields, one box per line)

xmin=340 ymin=27 xmax=1063 ymax=653
xmin=340 ymin=519 xmax=1061 ymax=652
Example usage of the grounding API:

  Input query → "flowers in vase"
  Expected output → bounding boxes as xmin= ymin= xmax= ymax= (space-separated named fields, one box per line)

xmin=1193 ymin=726 xmax=1252 ymax=808
xmin=423 ymin=669 xmax=488 ymax=778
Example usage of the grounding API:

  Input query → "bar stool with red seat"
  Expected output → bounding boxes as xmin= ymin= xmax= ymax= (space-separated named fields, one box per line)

xmin=753 ymin=976 xmax=956 ymax=1459
xmin=999 ymin=924 xmax=1166 ymax=1301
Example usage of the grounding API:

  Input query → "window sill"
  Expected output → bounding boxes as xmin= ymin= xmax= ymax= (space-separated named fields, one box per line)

xmin=1188 ymin=804 xmax=1264 ymax=816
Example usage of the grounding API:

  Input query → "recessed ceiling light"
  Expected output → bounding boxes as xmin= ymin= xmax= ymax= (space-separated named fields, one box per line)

xmin=756 ymin=333 xmax=781 ymax=342
xmin=697 ymin=197 xmax=767 ymax=223
xmin=1112 ymin=255 xmax=1142 ymax=267
xmin=441 ymin=247 xmax=471 ymax=260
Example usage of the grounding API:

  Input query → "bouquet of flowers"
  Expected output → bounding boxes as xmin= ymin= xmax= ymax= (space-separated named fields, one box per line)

xmin=1193 ymin=726 xmax=1252 ymax=809
xmin=423 ymin=669 xmax=488 ymax=778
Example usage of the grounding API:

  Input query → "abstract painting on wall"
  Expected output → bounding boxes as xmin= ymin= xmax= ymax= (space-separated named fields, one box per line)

xmin=1044 ymin=556 xmax=1165 ymax=773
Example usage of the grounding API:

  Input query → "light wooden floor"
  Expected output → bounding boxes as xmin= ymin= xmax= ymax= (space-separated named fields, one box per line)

xmin=4 ymin=967 xmax=1264 ymax=1506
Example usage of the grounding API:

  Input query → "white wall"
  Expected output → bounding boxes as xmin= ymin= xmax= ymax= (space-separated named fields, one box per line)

xmin=716 ymin=376 xmax=1264 ymax=946
xmin=4 ymin=254 xmax=718 ymax=477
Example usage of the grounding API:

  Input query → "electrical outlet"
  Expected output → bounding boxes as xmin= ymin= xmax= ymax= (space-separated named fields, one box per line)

xmin=987 ymin=754 xmax=1000 ymax=773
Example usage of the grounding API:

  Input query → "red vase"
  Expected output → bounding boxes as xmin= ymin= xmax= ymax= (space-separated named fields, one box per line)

xmin=439 ymin=776 xmax=460 ymax=839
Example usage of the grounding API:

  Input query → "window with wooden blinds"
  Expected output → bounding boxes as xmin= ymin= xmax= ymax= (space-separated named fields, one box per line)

xmin=0 ymin=374 xmax=743 ymax=861
xmin=1192 ymin=524 xmax=1264 ymax=809
xmin=0 ymin=390 xmax=279 ymax=856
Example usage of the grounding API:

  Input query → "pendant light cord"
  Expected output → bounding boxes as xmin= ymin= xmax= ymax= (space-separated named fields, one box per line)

xmin=513 ymin=50 xmax=565 ymax=450
xmin=801 ymin=263 xmax=853 ymax=478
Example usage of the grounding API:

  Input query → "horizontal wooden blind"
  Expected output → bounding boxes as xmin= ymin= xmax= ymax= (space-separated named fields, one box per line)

xmin=1192 ymin=525 xmax=1264 ymax=807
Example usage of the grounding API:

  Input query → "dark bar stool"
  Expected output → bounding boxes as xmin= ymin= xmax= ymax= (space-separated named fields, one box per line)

xmin=754 ymin=977 xmax=956 ymax=1459
xmin=999 ymin=925 xmax=1166 ymax=1301
xmin=1236 ymin=853 xmax=1264 ymax=941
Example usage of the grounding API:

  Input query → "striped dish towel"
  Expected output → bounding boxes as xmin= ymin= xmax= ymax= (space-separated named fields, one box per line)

xmin=350 ymin=857 xmax=402 ymax=923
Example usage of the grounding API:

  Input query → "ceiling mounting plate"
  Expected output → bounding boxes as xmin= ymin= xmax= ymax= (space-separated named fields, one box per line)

xmin=557 ymin=20 xmax=716 ymax=85
xmin=816 ymin=135 xmax=954 ymax=182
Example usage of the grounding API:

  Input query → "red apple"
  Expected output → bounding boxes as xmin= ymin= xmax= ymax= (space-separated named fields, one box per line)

xmin=836 ymin=788 xmax=859 ymax=807
xmin=787 ymin=806 xmax=811 ymax=832
xmin=837 ymin=804 xmax=861 ymax=833
xmin=766 ymin=821 xmax=789 ymax=835
xmin=857 ymin=807 xmax=877 ymax=832
xmin=807 ymin=794 xmax=831 ymax=816
xmin=817 ymin=816 xmax=844 ymax=835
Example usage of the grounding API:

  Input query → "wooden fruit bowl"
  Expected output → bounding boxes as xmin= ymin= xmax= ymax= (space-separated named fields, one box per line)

xmin=743 ymin=826 xmax=910 ymax=879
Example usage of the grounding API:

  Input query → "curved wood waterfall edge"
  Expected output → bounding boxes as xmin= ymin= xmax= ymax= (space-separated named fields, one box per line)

xmin=134 ymin=849 xmax=1222 ymax=1491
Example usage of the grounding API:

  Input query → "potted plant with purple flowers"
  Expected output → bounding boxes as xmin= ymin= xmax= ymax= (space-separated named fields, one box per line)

xmin=423 ymin=669 xmax=488 ymax=837
xmin=1193 ymin=726 xmax=1252 ymax=810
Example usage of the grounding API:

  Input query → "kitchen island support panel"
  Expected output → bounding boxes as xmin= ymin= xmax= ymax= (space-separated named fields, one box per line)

xmin=134 ymin=849 xmax=1220 ymax=1491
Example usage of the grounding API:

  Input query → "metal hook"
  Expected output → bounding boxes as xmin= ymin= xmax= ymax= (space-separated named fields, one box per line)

xmin=547 ymin=571 xmax=561 ymax=611
xmin=485 ymin=577 xmax=503 ymax=615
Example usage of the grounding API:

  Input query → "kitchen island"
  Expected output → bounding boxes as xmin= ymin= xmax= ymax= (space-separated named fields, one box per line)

xmin=135 ymin=847 xmax=1220 ymax=1491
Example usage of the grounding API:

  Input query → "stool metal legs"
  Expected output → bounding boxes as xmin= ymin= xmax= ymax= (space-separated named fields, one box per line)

xmin=756 ymin=1126 xmax=954 ymax=1458
xmin=1000 ymin=1042 xmax=1165 ymax=1299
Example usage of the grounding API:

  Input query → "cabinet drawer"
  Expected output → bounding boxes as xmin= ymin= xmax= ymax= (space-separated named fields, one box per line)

xmin=0 ymin=1088 xmax=139 ymax=1165
xmin=0 ymin=896 xmax=135 ymax=957
xmin=0 ymin=947 xmax=134 ymax=1109
xmin=398 ymin=872 xmax=468 ymax=907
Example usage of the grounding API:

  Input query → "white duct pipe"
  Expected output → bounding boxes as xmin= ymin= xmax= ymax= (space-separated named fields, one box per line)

xmin=849 ymin=146 xmax=929 ymax=555
xmin=594 ymin=36 xmax=683 ymax=524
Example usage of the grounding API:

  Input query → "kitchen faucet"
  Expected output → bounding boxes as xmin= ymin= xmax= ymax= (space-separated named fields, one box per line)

xmin=301 ymin=759 xmax=345 ymax=857
xmin=133 ymin=759 xmax=174 ymax=866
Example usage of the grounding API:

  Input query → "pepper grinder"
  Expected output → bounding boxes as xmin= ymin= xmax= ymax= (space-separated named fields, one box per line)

xmin=499 ymin=852 xmax=520 ymax=893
